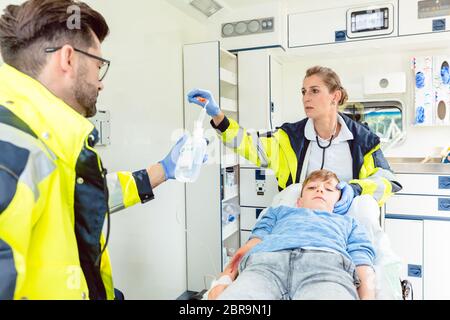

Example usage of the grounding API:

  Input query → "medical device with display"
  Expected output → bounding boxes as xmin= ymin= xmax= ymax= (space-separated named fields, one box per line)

xmin=347 ymin=3 xmax=395 ymax=38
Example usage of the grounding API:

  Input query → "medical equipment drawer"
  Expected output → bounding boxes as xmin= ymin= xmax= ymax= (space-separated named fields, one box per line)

xmin=395 ymin=173 xmax=450 ymax=196
xmin=386 ymin=195 xmax=450 ymax=218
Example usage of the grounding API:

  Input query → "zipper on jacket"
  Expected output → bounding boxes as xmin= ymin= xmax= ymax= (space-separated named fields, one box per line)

xmin=94 ymin=168 xmax=111 ymax=267
xmin=0 ymin=164 xmax=19 ymax=180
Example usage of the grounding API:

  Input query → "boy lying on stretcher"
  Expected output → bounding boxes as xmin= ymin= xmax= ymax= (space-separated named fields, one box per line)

xmin=209 ymin=169 xmax=376 ymax=300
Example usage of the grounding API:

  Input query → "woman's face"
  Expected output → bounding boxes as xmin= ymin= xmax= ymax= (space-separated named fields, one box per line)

xmin=301 ymin=74 xmax=338 ymax=120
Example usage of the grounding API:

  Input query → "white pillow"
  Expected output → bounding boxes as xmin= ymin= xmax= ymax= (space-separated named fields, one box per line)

xmin=271 ymin=183 xmax=302 ymax=207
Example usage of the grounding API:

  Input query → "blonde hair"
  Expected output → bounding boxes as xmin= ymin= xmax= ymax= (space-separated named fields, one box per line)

xmin=300 ymin=169 xmax=340 ymax=196
xmin=305 ymin=66 xmax=348 ymax=106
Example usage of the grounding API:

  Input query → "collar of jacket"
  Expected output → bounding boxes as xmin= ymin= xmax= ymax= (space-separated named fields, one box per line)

xmin=0 ymin=64 xmax=95 ymax=168
xmin=279 ymin=112 xmax=380 ymax=183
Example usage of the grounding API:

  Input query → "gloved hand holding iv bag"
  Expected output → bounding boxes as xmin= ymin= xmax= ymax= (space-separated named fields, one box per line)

xmin=159 ymin=134 xmax=189 ymax=180
xmin=159 ymin=134 xmax=208 ymax=181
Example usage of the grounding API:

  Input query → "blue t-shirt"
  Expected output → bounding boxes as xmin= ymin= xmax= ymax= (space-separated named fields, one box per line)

xmin=249 ymin=206 xmax=375 ymax=266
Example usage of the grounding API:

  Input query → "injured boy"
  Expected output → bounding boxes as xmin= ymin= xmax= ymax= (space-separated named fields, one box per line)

xmin=209 ymin=169 xmax=376 ymax=300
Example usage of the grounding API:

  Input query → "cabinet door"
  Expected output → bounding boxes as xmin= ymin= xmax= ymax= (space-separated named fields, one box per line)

xmin=394 ymin=174 xmax=450 ymax=196
xmin=237 ymin=50 xmax=284 ymax=168
xmin=288 ymin=7 xmax=347 ymax=47
xmin=270 ymin=56 xmax=283 ymax=129
xmin=384 ymin=218 xmax=423 ymax=299
xmin=237 ymin=50 xmax=271 ymax=131
xmin=184 ymin=41 xmax=222 ymax=292
xmin=398 ymin=0 xmax=450 ymax=35
xmin=423 ymin=220 xmax=450 ymax=299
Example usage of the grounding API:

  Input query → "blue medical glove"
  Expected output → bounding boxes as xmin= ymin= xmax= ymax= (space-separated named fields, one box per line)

xmin=159 ymin=135 xmax=208 ymax=180
xmin=415 ymin=71 xmax=425 ymax=89
xmin=159 ymin=135 xmax=188 ymax=180
xmin=415 ymin=106 xmax=425 ymax=124
xmin=187 ymin=89 xmax=220 ymax=117
xmin=333 ymin=181 xmax=355 ymax=215
xmin=441 ymin=66 xmax=450 ymax=85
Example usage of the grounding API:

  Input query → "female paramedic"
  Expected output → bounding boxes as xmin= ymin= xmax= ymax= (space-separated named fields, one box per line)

xmin=188 ymin=65 xmax=402 ymax=213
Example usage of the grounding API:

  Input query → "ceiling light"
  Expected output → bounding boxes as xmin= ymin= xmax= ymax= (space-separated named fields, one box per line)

xmin=189 ymin=0 xmax=223 ymax=17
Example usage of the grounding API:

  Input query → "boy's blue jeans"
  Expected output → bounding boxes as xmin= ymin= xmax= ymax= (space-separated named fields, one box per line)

xmin=218 ymin=249 xmax=360 ymax=300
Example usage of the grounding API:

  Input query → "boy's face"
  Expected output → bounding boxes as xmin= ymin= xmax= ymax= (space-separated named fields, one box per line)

xmin=296 ymin=178 xmax=341 ymax=212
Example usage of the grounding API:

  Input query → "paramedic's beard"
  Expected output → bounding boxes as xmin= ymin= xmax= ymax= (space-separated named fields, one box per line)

xmin=73 ymin=66 xmax=98 ymax=118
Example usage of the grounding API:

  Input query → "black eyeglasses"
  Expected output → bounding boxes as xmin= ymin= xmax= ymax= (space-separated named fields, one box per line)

xmin=45 ymin=47 xmax=111 ymax=81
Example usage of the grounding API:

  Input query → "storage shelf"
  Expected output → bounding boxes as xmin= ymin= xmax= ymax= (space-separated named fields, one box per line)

xmin=222 ymin=219 xmax=239 ymax=241
xmin=222 ymin=190 xmax=238 ymax=202
xmin=220 ymin=68 xmax=237 ymax=86
xmin=220 ymin=48 xmax=237 ymax=61
xmin=221 ymin=152 xmax=239 ymax=168
xmin=221 ymin=97 xmax=237 ymax=112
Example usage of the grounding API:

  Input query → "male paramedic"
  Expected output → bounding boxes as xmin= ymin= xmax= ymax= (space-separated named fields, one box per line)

xmin=0 ymin=0 xmax=190 ymax=300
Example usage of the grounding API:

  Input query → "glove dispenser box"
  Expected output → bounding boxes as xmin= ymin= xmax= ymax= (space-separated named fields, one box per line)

xmin=433 ymin=56 xmax=450 ymax=125
xmin=413 ymin=56 xmax=434 ymax=125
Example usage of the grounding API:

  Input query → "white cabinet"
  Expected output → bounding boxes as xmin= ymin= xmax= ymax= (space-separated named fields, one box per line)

xmin=239 ymin=168 xmax=278 ymax=208
xmin=183 ymin=41 xmax=240 ymax=292
xmin=237 ymin=49 xmax=283 ymax=132
xmin=237 ymin=49 xmax=283 ymax=168
xmin=235 ymin=49 xmax=283 ymax=245
xmin=288 ymin=6 xmax=348 ymax=47
xmin=384 ymin=172 xmax=450 ymax=299
xmin=239 ymin=167 xmax=278 ymax=247
xmin=384 ymin=218 xmax=423 ymax=299
xmin=288 ymin=1 xmax=399 ymax=48
xmin=423 ymin=220 xmax=450 ymax=299
xmin=399 ymin=0 xmax=450 ymax=35
xmin=184 ymin=44 xmax=284 ymax=292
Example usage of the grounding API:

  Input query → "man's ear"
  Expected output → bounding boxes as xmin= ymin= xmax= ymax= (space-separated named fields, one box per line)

xmin=58 ymin=45 xmax=76 ymax=76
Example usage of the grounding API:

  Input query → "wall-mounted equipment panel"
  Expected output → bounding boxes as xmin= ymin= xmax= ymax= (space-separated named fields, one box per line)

xmin=218 ymin=1 xmax=287 ymax=50
xmin=346 ymin=3 xmax=395 ymax=38
xmin=222 ymin=17 xmax=275 ymax=38
xmin=89 ymin=110 xmax=111 ymax=146
xmin=288 ymin=1 xmax=398 ymax=48
xmin=399 ymin=0 xmax=450 ymax=35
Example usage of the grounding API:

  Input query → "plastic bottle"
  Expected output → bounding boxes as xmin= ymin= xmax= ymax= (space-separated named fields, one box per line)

xmin=222 ymin=203 xmax=238 ymax=225
xmin=174 ymin=104 xmax=208 ymax=182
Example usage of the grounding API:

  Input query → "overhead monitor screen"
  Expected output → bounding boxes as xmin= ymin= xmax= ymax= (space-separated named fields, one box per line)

xmin=351 ymin=8 xmax=389 ymax=33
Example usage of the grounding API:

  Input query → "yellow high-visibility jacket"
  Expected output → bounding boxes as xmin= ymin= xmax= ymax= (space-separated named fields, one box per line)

xmin=212 ymin=115 xmax=402 ymax=206
xmin=0 ymin=64 xmax=154 ymax=300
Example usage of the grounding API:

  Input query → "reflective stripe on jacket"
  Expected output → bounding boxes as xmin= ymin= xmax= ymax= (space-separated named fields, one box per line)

xmin=0 ymin=64 xmax=153 ymax=300
xmin=212 ymin=113 xmax=401 ymax=206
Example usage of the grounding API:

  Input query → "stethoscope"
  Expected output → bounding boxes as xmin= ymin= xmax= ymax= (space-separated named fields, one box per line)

xmin=315 ymin=120 xmax=338 ymax=170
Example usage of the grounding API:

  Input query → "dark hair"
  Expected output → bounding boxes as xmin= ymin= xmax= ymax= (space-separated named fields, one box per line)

xmin=305 ymin=66 xmax=349 ymax=106
xmin=300 ymin=169 xmax=340 ymax=196
xmin=0 ymin=0 xmax=109 ymax=77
